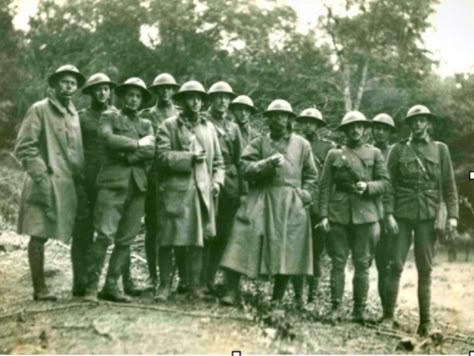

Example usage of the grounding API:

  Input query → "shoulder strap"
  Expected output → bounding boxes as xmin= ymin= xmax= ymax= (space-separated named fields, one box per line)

xmin=406 ymin=140 xmax=430 ymax=180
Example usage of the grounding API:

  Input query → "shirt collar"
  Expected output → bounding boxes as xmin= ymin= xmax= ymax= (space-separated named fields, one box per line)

xmin=48 ymin=93 xmax=75 ymax=115
xmin=178 ymin=112 xmax=207 ymax=127
xmin=409 ymin=132 xmax=431 ymax=144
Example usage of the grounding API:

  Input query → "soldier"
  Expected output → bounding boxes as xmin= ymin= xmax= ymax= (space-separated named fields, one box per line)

xmin=83 ymin=77 xmax=155 ymax=303
xmin=220 ymin=99 xmax=318 ymax=306
xmin=71 ymin=73 xmax=116 ymax=297
xmin=155 ymin=80 xmax=225 ymax=301
xmin=15 ymin=64 xmax=85 ymax=301
xmin=294 ymin=108 xmax=335 ymax=304
xmin=370 ymin=113 xmax=395 ymax=317
xmin=319 ymin=111 xmax=390 ymax=323
xmin=383 ymin=105 xmax=458 ymax=336
xmin=204 ymin=81 xmax=242 ymax=294
xmin=229 ymin=95 xmax=259 ymax=150
xmin=140 ymin=73 xmax=179 ymax=290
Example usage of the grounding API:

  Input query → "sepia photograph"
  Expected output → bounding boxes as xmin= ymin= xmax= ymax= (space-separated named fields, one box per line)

xmin=0 ymin=0 xmax=473 ymax=354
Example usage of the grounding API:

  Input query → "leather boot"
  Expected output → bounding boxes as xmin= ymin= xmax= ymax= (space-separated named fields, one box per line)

xmin=220 ymin=269 xmax=240 ymax=306
xmin=352 ymin=267 xmax=369 ymax=324
xmin=272 ymin=275 xmax=289 ymax=302
xmin=122 ymin=252 xmax=144 ymax=296
xmin=330 ymin=267 xmax=345 ymax=308
xmin=187 ymin=247 xmax=210 ymax=300
xmin=83 ymin=238 xmax=109 ymax=302
xmin=175 ymin=247 xmax=189 ymax=294
xmin=417 ymin=280 xmax=432 ymax=337
xmin=155 ymin=247 xmax=173 ymax=302
xmin=99 ymin=245 xmax=131 ymax=303
xmin=307 ymin=277 xmax=319 ymax=303
xmin=292 ymin=276 xmax=304 ymax=308
xmin=28 ymin=237 xmax=57 ymax=301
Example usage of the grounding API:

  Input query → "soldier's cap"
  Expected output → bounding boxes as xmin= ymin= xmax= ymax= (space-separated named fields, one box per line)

xmin=296 ymin=108 xmax=326 ymax=126
xmin=337 ymin=110 xmax=369 ymax=130
xmin=229 ymin=95 xmax=257 ymax=113
xmin=371 ymin=113 xmax=395 ymax=130
xmin=149 ymin=73 xmax=179 ymax=91
xmin=115 ymin=77 xmax=152 ymax=102
xmin=405 ymin=105 xmax=437 ymax=121
xmin=173 ymin=80 xmax=207 ymax=102
xmin=48 ymin=64 xmax=86 ymax=88
xmin=82 ymin=72 xmax=116 ymax=95
xmin=263 ymin=99 xmax=296 ymax=117
xmin=207 ymin=81 xmax=237 ymax=98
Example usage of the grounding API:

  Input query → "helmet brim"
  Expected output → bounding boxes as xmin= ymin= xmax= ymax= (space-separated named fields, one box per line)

xmin=149 ymin=83 xmax=180 ymax=92
xmin=82 ymin=81 xmax=117 ymax=95
xmin=115 ymin=84 xmax=152 ymax=103
xmin=296 ymin=116 xmax=327 ymax=126
xmin=173 ymin=90 xmax=208 ymax=102
xmin=264 ymin=109 xmax=297 ymax=118
xmin=337 ymin=120 xmax=370 ymax=131
xmin=208 ymin=91 xmax=237 ymax=99
xmin=370 ymin=121 xmax=396 ymax=130
xmin=405 ymin=112 xmax=437 ymax=122
xmin=48 ymin=71 xmax=86 ymax=88
xmin=229 ymin=102 xmax=258 ymax=113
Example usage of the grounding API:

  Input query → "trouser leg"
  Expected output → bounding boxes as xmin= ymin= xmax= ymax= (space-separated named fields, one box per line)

xmin=175 ymin=246 xmax=188 ymax=292
xmin=351 ymin=222 xmax=376 ymax=320
xmin=384 ymin=219 xmax=413 ymax=318
xmin=309 ymin=223 xmax=326 ymax=302
xmin=84 ymin=236 xmax=110 ymax=296
xmin=327 ymin=223 xmax=350 ymax=308
xmin=414 ymin=220 xmax=435 ymax=330
xmin=100 ymin=244 xmax=132 ymax=302
xmin=221 ymin=268 xmax=241 ymax=305
xmin=144 ymin=180 xmax=158 ymax=285
xmin=28 ymin=236 xmax=56 ymax=301
xmin=272 ymin=275 xmax=290 ymax=301
xmin=375 ymin=230 xmax=392 ymax=314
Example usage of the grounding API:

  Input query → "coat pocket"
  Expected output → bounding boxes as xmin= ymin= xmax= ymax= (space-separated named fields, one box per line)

xmin=27 ymin=175 xmax=53 ymax=207
xmin=161 ymin=188 xmax=188 ymax=217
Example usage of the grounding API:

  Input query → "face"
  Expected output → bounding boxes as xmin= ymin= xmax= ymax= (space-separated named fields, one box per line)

xmin=55 ymin=74 xmax=78 ymax=99
xmin=267 ymin=112 xmax=290 ymax=135
xmin=344 ymin=122 xmax=366 ymax=141
xmin=296 ymin=118 xmax=320 ymax=139
xmin=156 ymin=86 xmax=175 ymax=103
xmin=232 ymin=105 xmax=252 ymax=125
xmin=182 ymin=93 xmax=203 ymax=114
xmin=210 ymin=93 xmax=231 ymax=114
xmin=123 ymin=87 xmax=142 ymax=110
xmin=372 ymin=123 xmax=391 ymax=143
xmin=91 ymin=84 xmax=111 ymax=104
xmin=409 ymin=115 xmax=430 ymax=137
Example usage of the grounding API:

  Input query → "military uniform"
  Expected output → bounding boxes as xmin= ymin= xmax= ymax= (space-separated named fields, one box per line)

xmin=71 ymin=104 xmax=115 ymax=295
xmin=319 ymin=142 xmax=390 ymax=316
xmin=140 ymin=103 xmax=178 ymax=286
xmin=205 ymin=111 xmax=243 ymax=289
xmin=384 ymin=136 xmax=458 ymax=329
xmin=85 ymin=107 xmax=154 ymax=298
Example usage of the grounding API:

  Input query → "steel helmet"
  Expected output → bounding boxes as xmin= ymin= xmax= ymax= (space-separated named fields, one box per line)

xmin=115 ymin=77 xmax=152 ymax=102
xmin=229 ymin=95 xmax=257 ymax=113
xmin=264 ymin=99 xmax=296 ymax=117
xmin=296 ymin=108 xmax=326 ymax=125
xmin=82 ymin=73 xmax=116 ymax=95
xmin=372 ymin=113 xmax=395 ymax=129
xmin=337 ymin=111 xmax=369 ymax=130
xmin=207 ymin=81 xmax=236 ymax=98
xmin=405 ymin=105 xmax=436 ymax=121
xmin=48 ymin=64 xmax=86 ymax=87
xmin=149 ymin=73 xmax=179 ymax=91
xmin=173 ymin=80 xmax=207 ymax=101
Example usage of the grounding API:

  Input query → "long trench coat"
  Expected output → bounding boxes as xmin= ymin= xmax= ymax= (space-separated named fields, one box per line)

xmin=15 ymin=96 xmax=84 ymax=242
xmin=220 ymin=133 xmax=318 ymax=278
xmin=155 ymin=114 xmax=225 ymax=247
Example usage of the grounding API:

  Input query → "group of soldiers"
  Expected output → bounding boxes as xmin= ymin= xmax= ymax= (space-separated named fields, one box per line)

xmin=15 ymin=64 xmax=459 ymax=338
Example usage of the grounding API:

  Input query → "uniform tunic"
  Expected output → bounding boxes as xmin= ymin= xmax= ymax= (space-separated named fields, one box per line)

xmin=156 ymin=113 xmax=225 ymax=246
xmin=16 ymin=95 xmax=84 ymax=242
xmin=220 ymin=133 xmax=318 ymax=278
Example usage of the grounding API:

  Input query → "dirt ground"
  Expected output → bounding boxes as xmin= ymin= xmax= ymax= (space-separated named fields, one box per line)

xmin=0 ymin=229 xmax=473 ymax=354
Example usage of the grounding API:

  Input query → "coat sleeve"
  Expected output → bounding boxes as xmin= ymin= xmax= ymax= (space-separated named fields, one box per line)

xmin=99 ymin=111 xmax=139 ymax=152
xmin=240 ymin=137 xmax=276 ymax=180
xmin=211 ymin=124 xmax=225 ymax=186
xmin=127 ymin=120 xmax=155 ymax=164
xmin=365 ymin=148 xmax=391 ymax=197
xmin=384 ymin=144 xmax=401 ymax=215
xmin=439 ymin=143 xmax=459 ymax=219
xmin=155 ymin=121 xmax=193 ymax=173
xmin=15 ymin=104 xmax=49 ymax=181
xmin=318 ymin=149 xmax=335 ymax=219
xmin=301 ymin=141 xmax=318 ymax=196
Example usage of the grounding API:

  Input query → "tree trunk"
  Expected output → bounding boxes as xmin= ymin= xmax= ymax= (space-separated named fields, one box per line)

xmin=354 ymin=62 xmax=369 ymax=110
xmin=342 ymin=64 xmax=352 ymax=111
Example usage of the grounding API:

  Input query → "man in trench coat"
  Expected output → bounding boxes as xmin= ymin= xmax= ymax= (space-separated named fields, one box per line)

xmin=155 ymin=80 xmax=225 ymax=301
xmin=220 ymin=99 xmax=318 ymax=306
xmin=140 ymin=73 xmax=179 ymax=290
xmin=83 ymin=77 xmax=155 ymax=303
xmin=15 ymin=64 xmax=85 ymax=301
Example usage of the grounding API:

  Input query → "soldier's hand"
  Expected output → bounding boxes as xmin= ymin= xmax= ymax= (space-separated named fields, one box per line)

xmin=355 ymin=181 xmax=368 ymax=195
xmin=212 ymin=182 xmax=221 ymax=196
xmin=138 ymin=135 xmax=155 ymax=148
xmin=385 ymin=214 xmax=399 ymax=235
xmin=269 ymin=153 xmax=285 ymax=167
xmin=320 ymin=218 xmax=330 ymax=232
xmin=192 ymin=151 xmax=207 ymax=164
xmin=448 ymin=218 xmax=458 ymax=233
